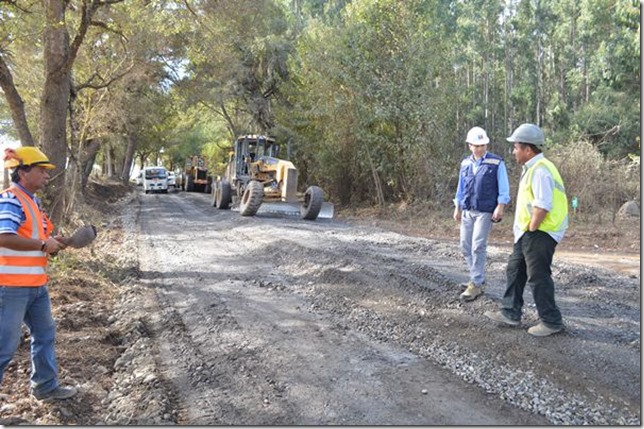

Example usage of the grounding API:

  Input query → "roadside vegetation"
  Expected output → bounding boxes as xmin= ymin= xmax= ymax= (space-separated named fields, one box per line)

xmin=0 ymin=0 xmax=640 ymax=230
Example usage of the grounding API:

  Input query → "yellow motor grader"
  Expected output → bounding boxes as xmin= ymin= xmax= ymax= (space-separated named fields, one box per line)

xmin=179 ymin=155 xmax=212 ymax=193
xmin=211 ymin=134 xmax=333 ymax=220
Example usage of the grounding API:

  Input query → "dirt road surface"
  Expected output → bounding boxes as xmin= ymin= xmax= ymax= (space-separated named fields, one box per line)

xmin=103 ymin=189 xmax=638 ymax=425
xmin=0 ymin=186 xmax=640 ymax=425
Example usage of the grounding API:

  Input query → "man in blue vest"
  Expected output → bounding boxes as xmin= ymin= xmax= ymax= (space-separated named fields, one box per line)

xmin=454 ymin=127 xmax=510 ymax=301
xmin=484 ymin=124 xmax=568 ymax=337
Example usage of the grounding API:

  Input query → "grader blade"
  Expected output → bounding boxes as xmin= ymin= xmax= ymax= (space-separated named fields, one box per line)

xmin=254 ymin=201 xmax=334 ymax=219
xmin=318 ymin=202 xmax=335 ymax=219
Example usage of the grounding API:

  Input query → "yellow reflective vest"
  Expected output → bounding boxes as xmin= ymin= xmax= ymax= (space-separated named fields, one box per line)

xmin=516 ymin=157 xmax=568 ymax=235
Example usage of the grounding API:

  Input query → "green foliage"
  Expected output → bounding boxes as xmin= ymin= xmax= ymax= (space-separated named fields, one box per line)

xmin=0 ymin=0 xmax=639 ymax=212
xmin=272 ymin=0 xmax=639 ymax=208
xmin=277 ymin=0 xmax=464 ymax=204
xmin=569 ymin=86 xmax=640 ymax=158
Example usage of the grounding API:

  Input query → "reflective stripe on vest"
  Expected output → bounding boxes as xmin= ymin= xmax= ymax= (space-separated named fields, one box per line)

xmin=516 ymin=158 xmax=568 ymax=234
xmin=0 ymin=187 xmax=49 ymax=286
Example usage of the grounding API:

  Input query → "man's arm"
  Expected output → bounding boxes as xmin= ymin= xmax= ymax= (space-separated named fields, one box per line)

xmin=0 ymin=233 xmax=65 ymax=254
xmin=492 ymin=160 xmax=511 ymax=222
xmin=496 ymin=160 xmax=511 ymax=205
xmin=453 ymin=162 xmax=466 ymax=222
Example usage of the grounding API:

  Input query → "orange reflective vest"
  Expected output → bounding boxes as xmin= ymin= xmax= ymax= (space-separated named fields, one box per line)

xmin=0 ymin=186 xmax=52 ymax=286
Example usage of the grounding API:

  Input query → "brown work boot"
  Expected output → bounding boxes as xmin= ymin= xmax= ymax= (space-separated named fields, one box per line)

xmin=460 ymin=283 xmax=483 ymax=301
xmin=527 ymin=322 xmax=563 ymax=337
xmin=484 ymin=310 xmax=520 ymax=326
xmin=33 ymin=385 xmax=77 ymax=402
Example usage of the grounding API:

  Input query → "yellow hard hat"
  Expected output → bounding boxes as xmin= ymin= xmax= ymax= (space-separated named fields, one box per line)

xmin=3 ymin=147 xmax=56 ymax=169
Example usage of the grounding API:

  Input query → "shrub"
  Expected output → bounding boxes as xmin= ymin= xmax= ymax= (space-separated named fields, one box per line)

xmin=549 ymin=140 xmax=640 ymax=223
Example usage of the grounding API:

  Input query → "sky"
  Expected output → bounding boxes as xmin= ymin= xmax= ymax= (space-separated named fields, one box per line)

xmin=0 ymin=134 xmax=21 ymax=176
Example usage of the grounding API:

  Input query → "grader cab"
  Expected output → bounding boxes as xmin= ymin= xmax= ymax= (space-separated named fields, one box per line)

xmin=211 ymin=135 xmax=333 ymax=220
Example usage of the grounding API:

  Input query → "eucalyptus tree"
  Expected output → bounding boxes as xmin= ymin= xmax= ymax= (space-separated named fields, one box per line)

xmin=568 ymin=0 xmax=640 ymax=158
xmin=495 ymin=0 xmax=639 ymax=157
xmin=452 ymin=0 xmax=505 ymax=135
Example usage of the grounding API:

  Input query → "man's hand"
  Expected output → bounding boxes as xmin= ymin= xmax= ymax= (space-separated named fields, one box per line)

xmin=492 ymin=204 xmax=505 ymax=223
xmin=42 ymin=237 xmax=66 ymax=254
xmin=528 ymin=207 xmax=548 ymax=232
xmin=453 ymin=207 xmax=462 ymax=222
xmin=53 ymin=235 xmax=68 ymax=250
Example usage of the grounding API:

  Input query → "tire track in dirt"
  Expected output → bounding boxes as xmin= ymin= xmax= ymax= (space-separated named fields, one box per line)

xmin=130 ymin=190 xmax=639 ymax=425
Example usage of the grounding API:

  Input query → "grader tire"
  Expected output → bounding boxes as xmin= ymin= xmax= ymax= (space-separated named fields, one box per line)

xmin=301 ymin=186 xmax=324 ymax=220
xmin=239 ymin=181 xmax=264 ymax=216
xmin=216 ymin=180 xmax=232 ymax=209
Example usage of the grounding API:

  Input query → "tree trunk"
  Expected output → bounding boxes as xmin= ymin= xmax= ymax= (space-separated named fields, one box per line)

xmin=0 ymin=56 xmax=35 ymax=147
xmin=81 ymin=138 xmax=101 ymax=190
xmin=63 ymin=148 xmax=81 ymax=220
xmin=121 ymin=133 xmax=137 ymax=184
xmin=40 ymin=0 xmax=72 ymax=225
xmin=105 ymin=147 xmax=114 ymax=177
xmin=365 ymin=145 xmax=385 ymax=207
xmin=569 ymin=1 xmax=577 ymax=111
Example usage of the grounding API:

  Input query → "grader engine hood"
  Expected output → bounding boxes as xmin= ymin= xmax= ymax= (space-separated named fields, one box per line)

xmin=251 ymin=156 xmax=298 ymax=202
xmin=251 ymin=156 xmax=294 ymax=173
xmin=247 ymin=156 xmax=333 ymax=218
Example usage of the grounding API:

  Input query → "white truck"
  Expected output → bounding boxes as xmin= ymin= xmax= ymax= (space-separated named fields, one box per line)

xmin=142 ymin=166 xmax=169 ymax=194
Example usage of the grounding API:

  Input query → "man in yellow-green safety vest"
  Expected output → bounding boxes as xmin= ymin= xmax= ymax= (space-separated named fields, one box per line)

xmin=484 ymin=124 xmax=568 ymax=337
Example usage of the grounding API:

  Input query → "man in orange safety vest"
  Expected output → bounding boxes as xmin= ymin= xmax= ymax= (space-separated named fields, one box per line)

xmin=0 ymin=146 xmax=77 ymax=401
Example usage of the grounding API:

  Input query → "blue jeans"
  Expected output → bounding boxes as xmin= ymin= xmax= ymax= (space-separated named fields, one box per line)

xmin=0 ymin=286 xmax=59 ymax=395
xmin=460 ymin=210 xmax=494 ymax=285
xmin=501 ymin=231 xmax=563 ymax=329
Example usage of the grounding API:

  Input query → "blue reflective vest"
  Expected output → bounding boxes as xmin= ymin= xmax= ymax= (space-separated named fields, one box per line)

xmin=459 ymin=153 xmax=503 ymax=213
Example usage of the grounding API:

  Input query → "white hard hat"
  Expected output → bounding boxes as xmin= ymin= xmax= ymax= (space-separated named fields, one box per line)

xmin=466 ymin=127 xmax=489 ymax=145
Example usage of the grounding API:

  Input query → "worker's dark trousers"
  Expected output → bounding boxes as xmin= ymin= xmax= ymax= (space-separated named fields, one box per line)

xmin=501 ymin=231 xmax=563 ymax=329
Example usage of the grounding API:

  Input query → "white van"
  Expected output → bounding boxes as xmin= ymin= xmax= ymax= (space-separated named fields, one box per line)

xmin=142 ymin=167 xmax=169 ymax=194
xmin=167 ymin=171 xmax=177 ymax=188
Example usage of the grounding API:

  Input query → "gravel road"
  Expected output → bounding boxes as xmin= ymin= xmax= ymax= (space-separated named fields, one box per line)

xmin=103 ymin=188 xmax=640 ymax=425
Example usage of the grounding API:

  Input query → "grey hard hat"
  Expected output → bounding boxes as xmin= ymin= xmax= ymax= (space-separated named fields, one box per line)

xmin=506 ymin=123 xmax=545 ymax=146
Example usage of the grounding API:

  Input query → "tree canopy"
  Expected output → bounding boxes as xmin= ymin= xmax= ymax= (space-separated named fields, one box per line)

xmin=0 ymin=0 xmax=640 ymax=218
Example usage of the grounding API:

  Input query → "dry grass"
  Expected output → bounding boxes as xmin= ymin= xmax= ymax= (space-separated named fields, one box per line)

xmin=0 ymin=178 xmax=135 ymax=425
xmin=337 ymin=201 xmax=640 ymax=255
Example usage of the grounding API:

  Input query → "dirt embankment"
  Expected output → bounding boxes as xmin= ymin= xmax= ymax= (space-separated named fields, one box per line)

xmin=0 ymin=183 xmax=640 ymax=425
